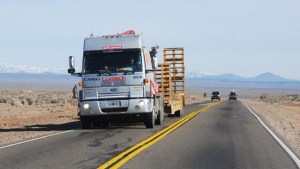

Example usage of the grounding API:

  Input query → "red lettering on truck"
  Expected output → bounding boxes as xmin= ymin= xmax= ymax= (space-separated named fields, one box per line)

xmin=102 ymin=76 xmax=126 ymax=82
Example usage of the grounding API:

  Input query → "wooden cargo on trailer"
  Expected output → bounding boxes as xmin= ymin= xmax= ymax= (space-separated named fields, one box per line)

xmin=155 ymin=48 xmax=185 ymax=117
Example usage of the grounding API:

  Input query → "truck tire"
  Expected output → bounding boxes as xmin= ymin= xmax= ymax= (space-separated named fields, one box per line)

xmin=95 ymin=120 xmax=109 ymax=128
xmin=155 ymin=111 xmax=163 ymax=125
xmin=80 ymin=116 xmax=92 ymax=129
xmin=102 ymin=120 xmax=110 ymax=128
xmin=145 ymin=111 xmax=155 ymax=128
xmin=155 ymin=99 xmax=164 ymax=125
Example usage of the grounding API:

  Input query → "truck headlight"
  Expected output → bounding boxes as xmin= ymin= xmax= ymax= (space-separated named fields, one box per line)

xmin=139 ymin=100 xmax=145 ymax=106
xmin=83 ymin=103 xmax=90 ymax=109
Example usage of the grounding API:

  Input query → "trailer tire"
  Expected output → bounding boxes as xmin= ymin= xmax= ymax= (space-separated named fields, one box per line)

xmin=175 ymin=107 xmax=184 ymax=117
xmin=145 ymin=111 xmax=155 ymax=128
xmin=80 ymin=116 xmax=93 ymax=129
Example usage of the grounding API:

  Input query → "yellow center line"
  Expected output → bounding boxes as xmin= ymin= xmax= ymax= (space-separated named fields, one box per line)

xmin=98 ymin=101 xmax=222 ymax=169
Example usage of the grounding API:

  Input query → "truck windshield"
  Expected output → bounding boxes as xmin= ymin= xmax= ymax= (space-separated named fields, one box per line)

xmin=83 ymin=49 xmax=143 ymax=74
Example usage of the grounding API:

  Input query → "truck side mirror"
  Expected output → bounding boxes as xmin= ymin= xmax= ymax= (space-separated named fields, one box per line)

xmin=68 ymin=56 xmax=75 ymax=74
xmin=150 ymin=45 xmax=159 ymax=69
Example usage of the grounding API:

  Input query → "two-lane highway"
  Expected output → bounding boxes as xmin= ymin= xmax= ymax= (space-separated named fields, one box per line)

xmin=0 ymin=100 xmax=298 ymax=169
xmin=0 ymin=101 xmax=207 ymax=169
xmin=122 ymin=100 xmax=299 ymax=169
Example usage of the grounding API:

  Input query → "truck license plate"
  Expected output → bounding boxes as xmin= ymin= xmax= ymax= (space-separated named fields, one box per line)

xmin=108 ymin=101 xmax=120 ymax=107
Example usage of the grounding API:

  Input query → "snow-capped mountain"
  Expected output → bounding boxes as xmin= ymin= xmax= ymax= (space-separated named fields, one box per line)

xmin=186 ymin=70 xmax=216 ymax=78
xmin=0 ymin=63 xmax=66 ymax=74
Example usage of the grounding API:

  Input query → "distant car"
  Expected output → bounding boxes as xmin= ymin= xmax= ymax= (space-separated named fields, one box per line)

xmin=229 ymin=91 xmax=237 ymax=100
xmin=211 ymin=91 xmax=221 ymax=101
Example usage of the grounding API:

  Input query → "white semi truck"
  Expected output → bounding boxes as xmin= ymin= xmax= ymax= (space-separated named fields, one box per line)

xmin=68 ymin=30 xmax=164 ymax=129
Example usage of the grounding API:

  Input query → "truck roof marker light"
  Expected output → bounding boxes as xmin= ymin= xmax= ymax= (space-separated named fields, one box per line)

xmin=101 ymin=30 xmax=135 ymax=38
xmin=121 ymin=30 xmax=135 ymax=36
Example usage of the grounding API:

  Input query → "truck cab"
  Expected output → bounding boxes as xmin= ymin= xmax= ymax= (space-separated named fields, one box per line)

xmin=68 ymin=30 xmax=164 ymax=129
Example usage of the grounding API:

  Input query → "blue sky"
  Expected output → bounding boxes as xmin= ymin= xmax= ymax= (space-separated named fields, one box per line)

xmin=0 ymin=0 xmax=300 ymax=79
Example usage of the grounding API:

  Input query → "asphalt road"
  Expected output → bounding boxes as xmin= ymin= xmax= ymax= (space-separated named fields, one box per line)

xmin=0 ymin=100 xmax=298 ymax=169
xmin=123 ymin=101 xmax=298 ymax=169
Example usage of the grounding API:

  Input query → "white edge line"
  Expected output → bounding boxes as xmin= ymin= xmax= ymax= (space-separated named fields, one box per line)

xmin=241 ymin=100 xmax=300 ymax=168
xmin=0 ymin=130 xmax=75 ymax=150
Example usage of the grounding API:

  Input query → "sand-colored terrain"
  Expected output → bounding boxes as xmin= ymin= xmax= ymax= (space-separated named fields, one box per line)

xmin=244 ymin=94 xmax=300 ymax=155
xmin=1 ymin=90 xmax=299 ymax=157
xmin=0 ymin=90 xmax=78 ymax=145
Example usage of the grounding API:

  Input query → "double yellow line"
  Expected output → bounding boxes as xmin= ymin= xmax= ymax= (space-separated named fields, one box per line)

xmin=98 ymin=101 xmax=222 ymax=169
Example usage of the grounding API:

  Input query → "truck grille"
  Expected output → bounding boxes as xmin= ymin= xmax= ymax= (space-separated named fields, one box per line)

xmin=98 ymin=93 xmax=129 ymax=99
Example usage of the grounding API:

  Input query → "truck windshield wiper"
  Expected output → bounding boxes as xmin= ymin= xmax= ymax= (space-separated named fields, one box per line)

xmin=97 ymin=70 xmax=112 ymax=76
xmin=123 ymin=70 xmax=135 ymax=75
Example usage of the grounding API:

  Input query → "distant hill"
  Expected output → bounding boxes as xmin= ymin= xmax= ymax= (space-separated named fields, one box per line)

xmin=186 ymin=71 xmax=295 ymax=82
xmin=248 ymin=72 xmax=291 ymax=82
xmin=200 ymin=73 xmax=246 ymax=81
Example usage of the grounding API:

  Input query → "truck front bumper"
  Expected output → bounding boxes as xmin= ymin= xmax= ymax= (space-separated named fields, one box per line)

xmin=79 ymin=98 xmax=153 ymax=116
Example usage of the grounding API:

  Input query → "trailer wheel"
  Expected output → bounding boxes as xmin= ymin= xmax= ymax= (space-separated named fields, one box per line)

xmin=80 ymin=116 xmax=93 ymax=129
xmin=175 ymin=107 xmax=184 ymax=117
xmin=145 ymin=111 xmax=155 ymax=128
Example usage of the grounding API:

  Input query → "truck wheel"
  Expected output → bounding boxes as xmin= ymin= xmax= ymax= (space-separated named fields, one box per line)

xmin=155 ymin=111 xmax=163 ymax=125
xmin=145 ymin=112 xmax=154 ymax=128
xmin=80 ymin=116 xmax=92 ymax=129
xmin=102 ymin=120 xmax=110 ymax=128
xmin=155 ymin=101 xmax=164 ymax=125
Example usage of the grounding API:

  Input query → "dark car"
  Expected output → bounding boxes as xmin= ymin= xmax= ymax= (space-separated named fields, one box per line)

xmin=211 ymin=91 xmax=221 ymax=101
xmin=229 ymin=91 xmax=237 ymax=100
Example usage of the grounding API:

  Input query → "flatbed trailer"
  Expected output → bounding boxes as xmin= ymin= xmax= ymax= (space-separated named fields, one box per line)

xmin=155 ymin=48 xmax=185 ymax=117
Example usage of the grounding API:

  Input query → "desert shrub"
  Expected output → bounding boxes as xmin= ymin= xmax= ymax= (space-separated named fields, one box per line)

xmin=21 ymin=99 xmax=28 ymax=105
xmin=50 ymin=98 xmax=60 ymax=104
xmin=10 ymin=98 xmax=23 ymax=106
xmin=260 ymin=94 xmax=300 ymax=104
xmin=0 ymin=90 xmax=76 ymax=107
xmin=0 ymin=97 xmax=7 ymax=103
xmin=26 ymin=97 xmax=35 ymax=105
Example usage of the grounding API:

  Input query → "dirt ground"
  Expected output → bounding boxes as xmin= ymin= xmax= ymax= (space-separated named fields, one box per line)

xmin=0 ymin=90 xmax=79 ymax=145
xmin=244 ymin=94 xmax=300 ymax=155
xmin=0 ymin=90 xmax=299 ymax=157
